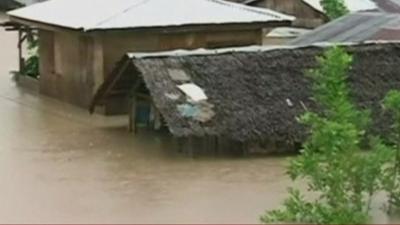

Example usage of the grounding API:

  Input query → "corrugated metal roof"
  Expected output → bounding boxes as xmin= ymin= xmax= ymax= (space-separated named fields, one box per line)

xmin=373 ymin=0 xmax=400 ymax=13
xmin=227 ymin=0 xmax=400 ymax=14
xmin=302 ymin=0 xmax=378 ymax=13
xmin=290 ymin=12 xmax=400 ymax=45
xmin=7 ymin=0 xmax=294 ymax=31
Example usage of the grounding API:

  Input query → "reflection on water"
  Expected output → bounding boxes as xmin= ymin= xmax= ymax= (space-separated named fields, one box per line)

xmin=0 ymin=12 xmax=399 ymax=224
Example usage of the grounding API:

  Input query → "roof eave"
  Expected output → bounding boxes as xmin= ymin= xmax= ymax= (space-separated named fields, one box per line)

xmin=85 ymin=20 xmax=293 ymax=33
xmin=8 ymin=13 xmax=292 ymax=34
xmin=8 ymin=15 xmax=83 ymax=32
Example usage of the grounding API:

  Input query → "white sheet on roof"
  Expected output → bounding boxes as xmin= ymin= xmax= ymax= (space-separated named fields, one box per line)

xmin=178 ymin=84 xmax=208 ymax=102
xmin=302 ymin=0 xmax=377 ymax=13
xmin=7 ymin=0 xmax=294 ymax=31
xmin=266 ymin=27 xmax=310 ymax=37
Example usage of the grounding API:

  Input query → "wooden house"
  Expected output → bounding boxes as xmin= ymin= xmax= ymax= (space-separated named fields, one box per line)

xmin=90 ymin=42 xmax=400 ymax=154
xmin=6 ymin=0 xmax=293 ymax=114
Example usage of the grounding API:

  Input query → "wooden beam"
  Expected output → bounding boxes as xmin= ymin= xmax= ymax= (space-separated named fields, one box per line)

xmin=88 ymin=21 xmax=293 ymax=35
xmin=9 ymin=16 xmax=81 ymax=34
xmin=89 ymin=60 xmax=131 ymax=113
xmin=136 ymin=93 xmax=152 ymax=101
xmin=108 ymin=90 xmax=129 ymax=96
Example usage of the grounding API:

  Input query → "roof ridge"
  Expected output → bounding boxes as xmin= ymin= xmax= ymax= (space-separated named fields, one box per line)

xmin=127 ymin=40 xmax=400 ymax=59
xmin=92 ymin=0 xmax=150 ymax=29
xmin=209 ymin=0 xmax=294 ymax=20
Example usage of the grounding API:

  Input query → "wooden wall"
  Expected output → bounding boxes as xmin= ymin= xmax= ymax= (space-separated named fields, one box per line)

xmin=249 ymin=0 xmax=327 ymax=28
xmin=39 ymin=29 xmax=95 ymax=107
xmin=37 ymin=28 xmax=262 ymax=112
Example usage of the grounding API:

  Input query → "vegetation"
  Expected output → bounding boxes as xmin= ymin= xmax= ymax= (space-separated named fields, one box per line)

xmin=260 ymin=47 xmax=393 ymax=224
xmin=321 ymin=0 xmax=349 ymax=20
xmin=20 ymin=35 xmax=39 ymax=79
xmin=382 ymin=91 xmax=400 ymax=211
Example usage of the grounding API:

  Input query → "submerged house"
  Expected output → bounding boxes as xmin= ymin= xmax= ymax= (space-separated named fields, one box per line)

xmin=90 ymin=42 xmax=400 ymax=154
xmin=6 ymin=0 xmax=293 ymax=114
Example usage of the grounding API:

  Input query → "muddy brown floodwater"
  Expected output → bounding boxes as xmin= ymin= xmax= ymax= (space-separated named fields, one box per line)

xmin=0 ymin=12 xmax=399 ymax=224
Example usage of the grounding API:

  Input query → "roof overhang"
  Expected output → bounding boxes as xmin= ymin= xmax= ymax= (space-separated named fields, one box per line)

xmin=8 ymin=15 xmax=292 ymax=34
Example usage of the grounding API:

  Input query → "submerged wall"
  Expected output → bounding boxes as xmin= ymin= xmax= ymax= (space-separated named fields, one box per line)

xmin=38 ymin=28 xmax=262 ymax=112
xmin=39 ymin=29 xmax=95 ymax=108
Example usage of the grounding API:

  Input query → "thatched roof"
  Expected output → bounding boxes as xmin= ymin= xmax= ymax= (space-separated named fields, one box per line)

xmin=91 ymin=42 xmax=400 ymax=143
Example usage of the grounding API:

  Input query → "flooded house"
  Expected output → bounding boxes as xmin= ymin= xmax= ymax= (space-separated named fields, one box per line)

xmin=90 ymin=42 xmax=400 ymax=154
xmin=5 ymin=0 xmax=294 ymax=114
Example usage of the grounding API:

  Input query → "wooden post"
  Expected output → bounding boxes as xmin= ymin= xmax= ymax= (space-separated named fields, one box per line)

xmin=128 ymin=96 xmax=137 ymax=134
xmin=153 ymin=107 xmax=162 ymax=131
xmin=18 ymin=30 xmax=23 ymax=73
xmin=149 ymin=103 xmax=162 ymax=130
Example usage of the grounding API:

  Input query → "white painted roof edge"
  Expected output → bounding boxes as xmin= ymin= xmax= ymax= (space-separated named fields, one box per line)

xmin=7 ymin=0 xmax=295 ymax=31
xmin=128 ymin=40 xmax=400 ymax=59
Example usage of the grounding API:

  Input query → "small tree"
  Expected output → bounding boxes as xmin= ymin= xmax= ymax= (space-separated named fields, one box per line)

xmin=261 ymin=47 xmax=392 ymax=224
xmin=382 ymin=90 xmax=400 ymax=211
xmin=321 ymin=0 xmax=349 ymax=20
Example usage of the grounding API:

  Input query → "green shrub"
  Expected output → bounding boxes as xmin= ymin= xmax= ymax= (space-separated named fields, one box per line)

xmin=21 ymin=36 xmax=39 ymax=79
xmin=261 ymin=47 xmax=392 ymax=224
xmin=321 ymin=0 xmax=349 ymax=20
xmin=382 ymin=90 xmax=400 ymax=212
